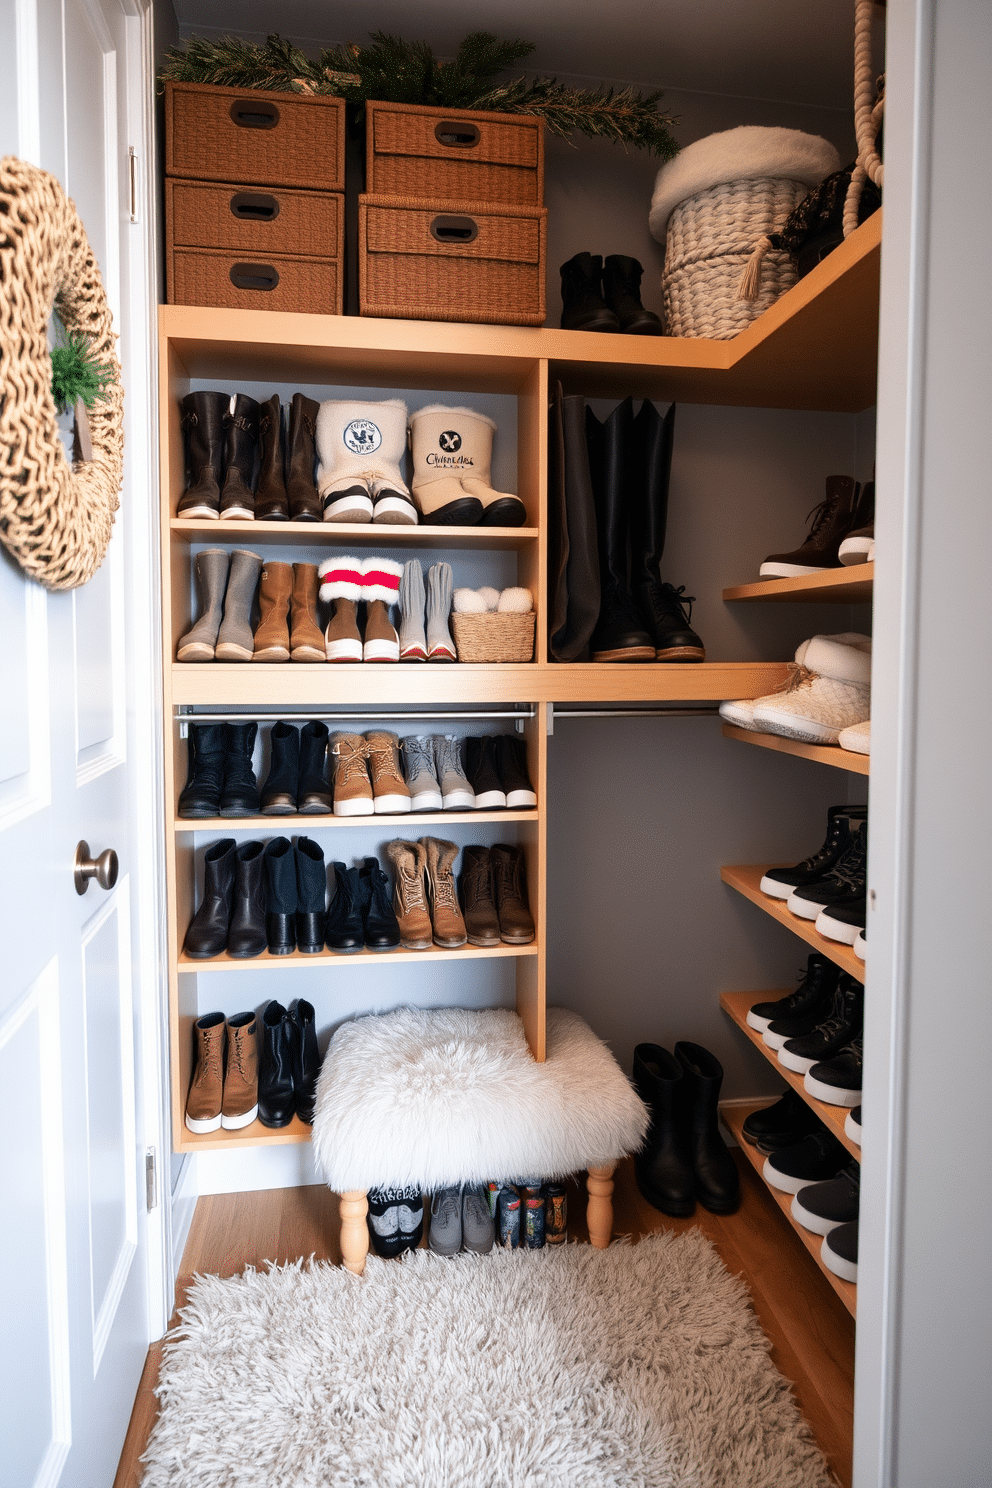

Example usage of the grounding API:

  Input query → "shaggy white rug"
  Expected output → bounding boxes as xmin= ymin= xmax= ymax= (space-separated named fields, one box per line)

xmin=140 ymin=1232 xmax=832 ymax=1488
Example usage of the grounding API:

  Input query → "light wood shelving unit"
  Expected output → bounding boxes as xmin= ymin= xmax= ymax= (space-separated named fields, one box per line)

xmin=720 ymin=865 xmax=865 ymax=981
xmin=721 ymin=723 xmax=871 ymax=775
xmin=723 ymin=563 xmax=874 ymax=605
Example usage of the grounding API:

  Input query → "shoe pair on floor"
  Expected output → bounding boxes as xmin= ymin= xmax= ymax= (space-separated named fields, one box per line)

xmin=720 ymin=632 xmax=871 ymax=747
xmin=759 ymin=475 xmax=875 ymax=577
xmin=759 ymin=804 xmax=868 ymax=944
xmin=428 ymin=1184 xmax=495 ymax=1256
xmin=632 ymin=1042 xmax=740 ymax=1216
xmin=748 ymin=955 xmax=864 ymax=1100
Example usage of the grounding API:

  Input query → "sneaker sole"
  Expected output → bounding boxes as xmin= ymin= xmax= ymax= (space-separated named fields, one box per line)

xmin=787 ymin=892 xmax=831 ymax=919
xmin=374 ymin=794 xmax=411 ymax=813
xmin=323 ymin=497 xmax=373 ymax=522
xmin=410 ymin=791 xmax=443 ymax=812
xmin=442 ymin=790 xmax=476 ymax=810
xmin=325 ymin=640 xmax=363 ymax=662
xmin=400 ymin=647 xmax=428 ymax=661
xmin=745 ymin=1008 xmax=773 ymax=1032
xmin=176 ymin=641 xmax=215 ymax=661
xmin=815 ymin=910 xmax=863 ymax=944
xmin=778 ymin=1046 xmax=818 ymax=1074
xmin=474 ymin=789 xmax=507 ymax=810
xmin=219 ymin=507 xmax=254 ymax=521
xmin=427 ymin=647 xmax=457 ymax=662
xmin=838 ymin=538 xmax=874 ymax=565
xmin=505 ymin=789 xmax=537 ymax=809
xmin=185 ymin=1111 xmax=222 ymax=1133
xmin=334 ymin=799 xmax=375 ymax=816
xmin=844 ymin=1111 xmax=863 ymax=1144
xmin=804 ymin=1070 xmax=861 ymax=1106
xmin=821 ymin=1234 xmax=858 ymax=1282
xmin=759 ymin=561 xmax=832 ymax=578
xmin=762 ymin=1028 xmax=793 ymax=1050
xmin=214 ymin=642 xmax=254 ymax=661
xmin=177 ymin=503 xmax=219 ymax=520
xmin=762 ymin=1157 xmax=828 ymax=1195
xmin=221 ymin=1104 xmax=258 ymax=1130
xmin=759 ymin=875 xmax=795 ymax=898
xmin=372 ymin=497 xmax=418 ymax=525
xmin=791 ymin=1193 xmax=846 ymax=1235
xmin=752 ymin=708 xmax=841 ymax=743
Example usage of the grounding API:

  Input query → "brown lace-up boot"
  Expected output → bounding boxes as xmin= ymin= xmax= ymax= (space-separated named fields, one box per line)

xmin=491 ymin=844 xmax=536 ymax=944
xmin=253 ymin=561 xmax=292 ymax=661
xmin=385 ymin=840 xmax=432 ymax=950
xmin=460 ymin=845 xmax=500 ymax=948
xmin=221 ymin=1011 xmax=258 ymax=1129
xmin=422 ymin=837 xmax=468 ymax=948
xmin=185 ymin=1012 xmax=225 ymax=1133
xmin=365 ymin=730 xmax=412 ymax=814
xmin=289 ymin=562 xmax=325 ymax=662
xmin=759 ymin=475 xmax=859 ymax=577
xmin=329 ymin=732 xmax=374 ymax=815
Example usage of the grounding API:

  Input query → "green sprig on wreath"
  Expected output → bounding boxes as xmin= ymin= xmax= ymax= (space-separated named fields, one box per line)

xmin=159 ymin=30 xmax=680 ymax=158
xmin=50 ymin=322 xmax=115 ymax=416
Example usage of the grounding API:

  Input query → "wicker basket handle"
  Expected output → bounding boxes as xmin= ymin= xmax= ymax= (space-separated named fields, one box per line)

xmin=229 ymin=191 xmax=280 ymax=222
xmin=229 ymin=262 xmax=280 ymax=291
xmin=229 ymin=98 xmax=280 ymax=130
xmin=430 ymin=214 xmax=479 ymax=245
xmin=434 ymin=121 xmax=481 ymax=149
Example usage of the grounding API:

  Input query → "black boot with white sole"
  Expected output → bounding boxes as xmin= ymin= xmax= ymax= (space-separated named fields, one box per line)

xmin=747 ymin=953 xmax=839 ymax=1034
xmin=804 ymin=1035 xmax=863 ymax=1106
xmin=787 ymin=818 xmax=867 ymax=920
xmin=844 ymin=1106 xmax=863 ymax=1145
xmin=792 ymin=1160 xmax=860 ymax=1235
xmin=816 ymin=895 xmax=867 ymax=944
xmin=822 ymin=1220 xmax=859 ymax=1283
xmin=763 ymin=1128 xmax=849 ymax=1194
xmin=759 ymin=804 xmax=867 ymax=900
xmin=778 ymin=976 xmax=864 ymax=1075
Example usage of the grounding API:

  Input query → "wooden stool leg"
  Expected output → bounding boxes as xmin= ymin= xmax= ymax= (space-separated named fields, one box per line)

xmin=586 ymin=1163 xmax=616 ymax=1249
xmin=340 ymin=1190 xmax=369 ymax=1276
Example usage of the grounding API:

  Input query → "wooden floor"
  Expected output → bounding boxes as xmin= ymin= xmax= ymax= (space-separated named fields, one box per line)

xmin=114 ymin=1153 xmax=854 ymax=1488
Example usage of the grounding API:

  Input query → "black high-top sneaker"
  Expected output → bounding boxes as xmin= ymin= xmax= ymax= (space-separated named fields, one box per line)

xmin=763 ymin=1128 xmax=849 ymax=1194
xmin=464 ymin=736 xmax=505 ymax=810
xmin=760 ymin=804 xmax=868 ymax=899
xmin=741 ymin=1089 xmax=823 ymax=1153
xmin=805 ymin=1035 xmax=863 ymax=1107
xmin=816 ymin=894 xmax=867 ymax=944
xmin=366 ymin=1186 xmax=425 ymax=1258
xmin=792 ymin=1159 xmax=860 ymax=1236
xmin=747 ymin=952 xmax=840 ymax=1035
xmin=778 ymin=976 xmax=864 ymax=1075
xmin=787 ymin=819 xmax=867 ymax=920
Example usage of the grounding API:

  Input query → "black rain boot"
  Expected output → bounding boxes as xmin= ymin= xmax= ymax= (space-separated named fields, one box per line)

xmin=629 ymin=401 xmax=705 ymax=661
xmin=586 ymin=400 xmax=656 ymax=662
xmin=559 ymin=253 xmax=621 ymax=333
xmin=291 ymin=998 xmax=321 ymax=1124
xmin=182 ymin=838 xmax=237 ymax=958
xmin=631 ymin=1045 xmax=696 ymax=1216
xmin=258 ymin=1000 xmax=297 ymax=1127
xmin=602 ymin=255 xmax=663 ymax=335
xmin=220 ymin=721 xmax=261 ymax=817
xmin=263 ymin=836 xmax=296 ymax=955
xmin=218 ymin=393 xmax=261 ymax=520
xmin=255 ymin=394 xmax=288 ymax=521
xmin=548 ymin=384 xmax=602 ymax=663
xmin=674 ymin=1041 xmax=740 ymax=1213
xmin=177 ymin=391 xmax=228 ymax=518
xmin=260 ymin=722 xmax=299 ymax=815
xmin=298 ymin=721 xmax=333 ymax=814
xmin=359 ymin=856 xmax=402 ymax=951
xmin=178 ymin=723 xmax=229 ymax=818
xmin=285 ymin=393 xmax=322 ymax=522
xmin=326 ymin=863 xmax=364 ymax=952
xmin=226 ymin=840 xmax=267 ymax=958
xmin=294 ymin=836 xmax=327 ymax=954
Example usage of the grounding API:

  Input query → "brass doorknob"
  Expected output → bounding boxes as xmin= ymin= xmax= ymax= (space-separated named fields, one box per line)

xmin=74 ymin=841 xmax=119 ymax=895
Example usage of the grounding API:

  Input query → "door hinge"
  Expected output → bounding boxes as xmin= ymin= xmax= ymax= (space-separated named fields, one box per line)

xmin=128 ymin=146 xmax=139 ymax=224
xmin=145 ymin=1147 xmax=157 ymax=1211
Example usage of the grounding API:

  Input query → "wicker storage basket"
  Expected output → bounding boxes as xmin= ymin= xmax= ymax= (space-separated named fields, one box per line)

xmin=359 ymin=194 xmax=546 ymax=326
xmin=169 ymin=247 xmax=341 ymax=315
xmin=366 ymin=102 xmax=544 ymax=206
xmin=663 ymin=176 xmax=808 ymax=339
xmin=166 ymin=179 xmax=343 ymax=260
xmin=165 ymin=82 xmax=345 ymax=192
xmin=451 ymin=612 xmax=535 ymax=663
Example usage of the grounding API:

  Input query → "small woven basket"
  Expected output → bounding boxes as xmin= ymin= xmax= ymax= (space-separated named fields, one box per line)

xmin=451 ymin=612 xmax=535 ymax=663
xmin=663 ymin=176 xmax=808 ymax=339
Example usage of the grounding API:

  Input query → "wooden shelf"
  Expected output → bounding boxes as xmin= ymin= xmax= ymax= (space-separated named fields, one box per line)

xmin=172 ymin=809 xmax=538 ymax=832
xmin=721 ymin=1101 xmax=857 ymax=1317
xmin=171 ymin=519 xmax=538 ymax=550
xmin=720 ymin=864 xmax=865 ymax=981
xmin=177 ymin=942 xmax=540 ymax=973
xmin=723 ymin=563 xmax=874 ymax=604
xmin=177 ymin=1113 xmax=313 ymax=1153
xmin=722 ymin=723 xmax=870 ymax=775
xmin=720 ymin=991 xmax=861 ymax=1158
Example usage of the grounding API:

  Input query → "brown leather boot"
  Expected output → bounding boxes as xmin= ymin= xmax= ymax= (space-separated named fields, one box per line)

xmin=185 ymin=1012 xmax=225 ymax=1133
xmin=760 ymin=475 xmax=859 ymax=577
xmin=422 ymin=837 xmax=467 ymax=948
xmin=255 ymin=395 xmax=288 ymax=521
xmin=460 ymin=845 xmax=500 ymax=948
xmin=384 ymin=839 xmax=432 ymax=949
xmin=286 ymin=392 xmax=322 ymax=522
xmin=253 ymin=561 xmax=292 ymax=661
xmin=491 ymin=844 xmax=535 ymax=944
xmin=290 ymin=562 xmax=325 ymax=662
xmin=365 ymin=730 xmax=412 ymax=813
xmin=318 ymin=556 xmax=363 ymax=662
xmin=221 ymin=1011 xmax=258 ymax=1129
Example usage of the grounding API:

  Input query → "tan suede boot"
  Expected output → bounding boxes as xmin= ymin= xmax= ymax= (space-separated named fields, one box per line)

xmin=459 ymin=845 xmax=500 ymax=948
xmin=318 ymin=556 xmax=363 ymax=662
xmin=362 ymin=556 xmax=403 ymax=662
xmin=290 ymin=562 xmax=325 ymax=662
xmin=422 ymin=837 xmax=467 ymax=948
xmin=329 ymin=731 xmax=374 ymax=815
xmin=185 ymin=1012 xmax=225 ymax=1133
xmin=221 ymin=1011 xmax=258 ymax=1129
xmin=365 ymin=730 xmax=412 ymax=813
xmin=491 ymin=844 xmax=536 ymax=945
xmin=253 ymin=561 xmax=292 ymax=661
xmin=384 ymin=840 xmax=432 ymax=950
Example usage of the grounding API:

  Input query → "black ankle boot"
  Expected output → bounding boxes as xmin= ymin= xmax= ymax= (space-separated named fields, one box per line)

xmin=178 ymin=391 xmax=228 ymax=518
xmin=326 ymin=863 xmax=364 ymax=952
xmin=227 ymin=840 xmax=267 ymax=958
xmin=603 ymin=255 xmax=662 ymax=335
xmin=359 ymin=856 xmax=401 ymax=951
xmin=220 ymin=722 xmax=261 ymax=817
xmin=291 ymin=998 xmax=321 ymax=1124
xmin=298 ymin=721 xmax=333 ymax=814
xmin=178 ymin=723 xmax=229 ymax=818
xmin=632 ymin=1045 xmax=696 ymax=1216
xmin=260 ymin=722 xmax=299 ymax=815
xmin=183 ymin=838 xmax=237 ymax=958
xmin=258 ymin=1000 xmax=297 ymax=1127
xmin=674 ymin=1042 xmax=740 ymax=1213
xmin=586 ymin=400 xmax=656 ymax=662
xmin=559 ymin=253 xmax=621 ymax=333
xmin=294 ymin=837 xmax=327 ymax=954
xmin=219 ymin=393 xmax=260 ymax=519
xmin=465 ymin=736 xmax=505 ymax=810
xmin=263 ymin=836 xmax=296 ymax=955
xmin=496 ymin=734 xmax=537 ymax=808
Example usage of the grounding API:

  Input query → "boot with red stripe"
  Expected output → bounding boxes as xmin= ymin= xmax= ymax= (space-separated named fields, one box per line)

xmin=362 ymin=556 xmax=402 ymax=662
xmin=318 ymin=556 xmax=363 ymax=662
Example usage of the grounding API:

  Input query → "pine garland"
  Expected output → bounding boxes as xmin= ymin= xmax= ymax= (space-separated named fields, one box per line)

xmin=50 ymin=323 xmax=115 ymax=415
xmin=160 ymin=30 xmax=679 ymax=158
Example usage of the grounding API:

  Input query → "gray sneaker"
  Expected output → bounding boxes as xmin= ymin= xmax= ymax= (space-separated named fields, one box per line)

xmin=429 ymin=1185 xmax=462 ymax=1256
xmin=462 ymin=1185 xmax=495 ymax=1254
xmin=432 ymin=734 xmax=476 ymax=810
xmin=401 ymin=734 xmax=443 ymax=812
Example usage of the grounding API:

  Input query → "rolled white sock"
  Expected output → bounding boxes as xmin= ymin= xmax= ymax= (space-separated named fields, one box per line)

xmin=496 ymin=586 xmax=533 ymax=614
xmin=453 ymin=587 xmax=487 ymax=613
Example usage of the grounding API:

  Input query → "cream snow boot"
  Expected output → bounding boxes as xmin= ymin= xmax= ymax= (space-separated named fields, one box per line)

xmin=752 ymin=633 xmax=872 ymax=743
xmin=316 ymin=399 xmax=416 ymax=525
xmin=409 ymin=405 xmax=526 ymax=526
xmin=719 ymin=634 xmax=869 ymax=732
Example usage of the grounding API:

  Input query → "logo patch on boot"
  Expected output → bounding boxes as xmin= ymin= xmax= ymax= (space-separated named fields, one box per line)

xmin=343 ymin=419 xmax=382 ymax=454
xmin=438 ymin=430 xmax=462 ymax=452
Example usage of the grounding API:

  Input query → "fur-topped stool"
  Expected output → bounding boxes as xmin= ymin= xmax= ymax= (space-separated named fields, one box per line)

xmin=311 ymin=1005 xmax=649 ymax=1275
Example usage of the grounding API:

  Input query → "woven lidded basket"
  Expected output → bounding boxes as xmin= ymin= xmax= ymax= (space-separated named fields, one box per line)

xmin=451 ymin=612 xmax=535 ymax=663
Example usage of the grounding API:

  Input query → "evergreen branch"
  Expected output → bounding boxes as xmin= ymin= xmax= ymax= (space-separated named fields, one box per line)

xmin=50 ymin=327 xmax=115 ymax=415
xmin=474 ymin=78 xmax=680 ymax=158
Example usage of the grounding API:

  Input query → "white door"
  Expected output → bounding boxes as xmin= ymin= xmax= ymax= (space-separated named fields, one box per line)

xmin=1 ymin=2 xmax=165 ymax=1484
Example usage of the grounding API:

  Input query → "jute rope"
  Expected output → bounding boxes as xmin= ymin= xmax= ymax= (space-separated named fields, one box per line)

xmin=0 ymin=156 xmax=123 ymax=591
xmin=844 ymin=0 xmax=885 ymax=237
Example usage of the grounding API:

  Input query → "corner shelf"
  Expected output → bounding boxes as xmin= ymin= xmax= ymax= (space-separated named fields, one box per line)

xmin=720 ymin=864 xmax=865 ymax=981
xmin=721 ymin=1100 xmax=857 ymax=1318
xmin=721 ymin=723 xmax=870 ymax=775
xmin=723 ymin=563 xmax=874 ymax=605
xmin=720 ymin=991 xmax=860 ymax=1158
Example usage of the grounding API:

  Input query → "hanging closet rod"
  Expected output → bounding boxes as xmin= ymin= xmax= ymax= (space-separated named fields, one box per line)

xmin=547 ymin=703 xmax=720 ymax=732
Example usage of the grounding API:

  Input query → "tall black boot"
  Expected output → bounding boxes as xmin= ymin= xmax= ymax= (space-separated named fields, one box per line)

xmin=258 ymin=1000 xmax=297 ymax=1127
xmin=629 ymin=402 xmax=706 ymax=662
xmin=218 ymin=393 xmax=260 ymax=519
xmin=297 ymin=721 xmax=333 ymax=814
xmin=632 ymin=1045 xmax=696 ymax=1216
xmin=602 ymin=255 xmax=663 ymax=335
xmin=291 ymin=998 xmax=321 ymax=1124
xmin=178 ymin=723 xmax=229 ymax=818
xmin=674 ymin=1042 xmax=740 ymax=1213
xmin=548 ymin=383 xmax=601 ymax=662
xmin=226 ymin=840 xmax=267 ymax=959
xmin=220 ymin=722 xmax=260 ymax=817
xmin=260 ymin=722 xmax=299 ymax=815
xmin=182 ymin=838 xmax=237 ymax=958
xmin=255 ymin=394 xmax=288 ymax=521
xmin=586 ymin=400 xmax=655 ymax=662
xmin=559 ymin=253 xmax=620 ymax=332
xmin=177 ymin=391 xmax=228 ymax=518
xmin=294 ymin=836 xmax=327 ymax=954
xmin=263 ymin=836 xmax=296 ymax=955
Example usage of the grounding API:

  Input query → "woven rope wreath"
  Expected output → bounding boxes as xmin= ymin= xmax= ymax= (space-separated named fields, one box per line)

xmin=0 ymin=156 xmax=123 ymax=591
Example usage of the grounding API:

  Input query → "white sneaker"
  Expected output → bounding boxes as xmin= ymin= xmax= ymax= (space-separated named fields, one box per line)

xmin=838 ymin=719 xmax=870 ymax=755
xmin=753 ymin=634 xmax=871 ymax=745
xmin=719 ymin=637 xmax=815 ymax=731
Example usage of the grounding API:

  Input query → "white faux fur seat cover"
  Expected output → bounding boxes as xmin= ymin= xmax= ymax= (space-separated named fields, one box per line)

xmin=311 ymin=1005 xmax=649 ymax=1192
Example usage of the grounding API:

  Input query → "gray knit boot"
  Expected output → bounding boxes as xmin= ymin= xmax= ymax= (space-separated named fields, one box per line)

xmin=216 ymin=549 xmax=262 ymax=661
xmin=399 ymin=560 xmax=427 ymax=661
xmin=425 ymin=562 xmax=456 ymax=662
xmin=177 ymin=548 xmax=229 ymax=661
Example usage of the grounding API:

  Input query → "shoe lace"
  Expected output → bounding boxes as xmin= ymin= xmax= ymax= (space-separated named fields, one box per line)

xmin=401 ymin=736 xmax=437 ymax=784
xmin=646 ymin=580 xmax=696 ymax=623
xmin=332 ymin=736 xmax=369 ymax=786
xmin=804 ymin=490 xmax=843 ymax=543
xmin=433 ymin=1187 xmax=461 ymax=1221
xmin=366 ymin=737 xmax=400 ymax=786
xmin=229 ymin=1029 xmax=249 ymax=1080
xmin=430 ymin=857 xmax=458 ymax=910
xmin=813 ymin=987 xmax=858 ymax=1041
xmin=364 ymin=860 xmax=393 ymax=916
xmin=397 ymin=860 xmax=427 ymax=911
xmin=433 ymin=735 xmax=463 ymax=779
xmin=197 ymin=1030 xmax=222 ymax=1084
xmin=463 ymin=857 xmax=493 ymax=903
xmin=825 ymin=829 xmax=867 ymax=891
xmin=494 ymin=852 xmax=524 ymax=904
